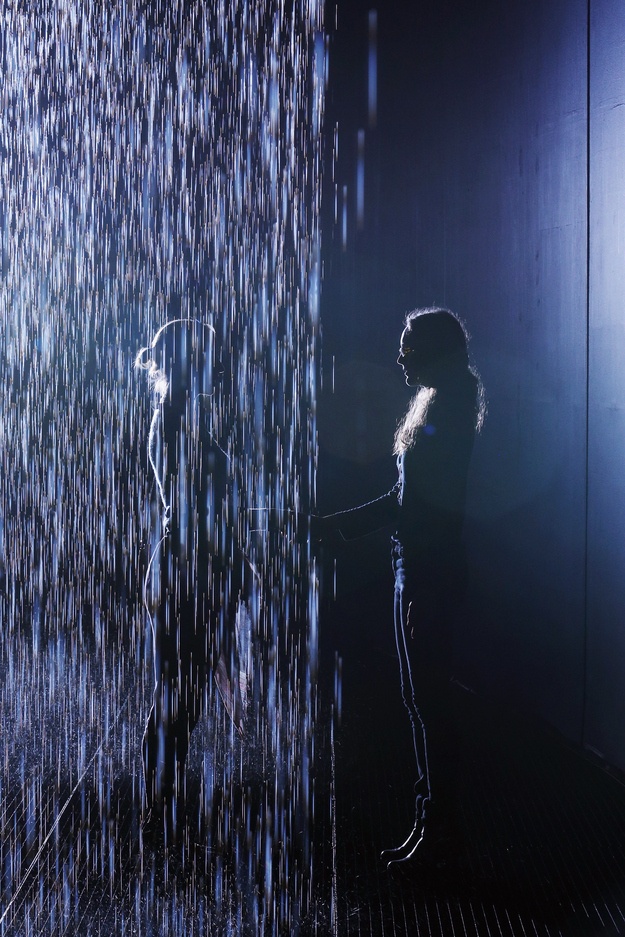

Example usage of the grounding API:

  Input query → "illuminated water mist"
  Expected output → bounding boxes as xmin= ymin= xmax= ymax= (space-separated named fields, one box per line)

xmin=0 ymin=1 xmax=326 ymax=933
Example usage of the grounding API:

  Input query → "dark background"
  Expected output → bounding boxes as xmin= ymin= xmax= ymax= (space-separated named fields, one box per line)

xmin=318 ymin=0 xmax=625 ymax=773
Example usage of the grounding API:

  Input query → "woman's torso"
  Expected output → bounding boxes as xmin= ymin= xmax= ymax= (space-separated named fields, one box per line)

xmin=149 ymin=403 xmax=245 ymax=606
xmin=393 ymin=394 xmax=475 ymax=592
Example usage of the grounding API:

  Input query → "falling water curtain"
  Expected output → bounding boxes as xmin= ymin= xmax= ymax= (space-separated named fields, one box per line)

xmin=0 ymin=0 xmax=325 ymax=930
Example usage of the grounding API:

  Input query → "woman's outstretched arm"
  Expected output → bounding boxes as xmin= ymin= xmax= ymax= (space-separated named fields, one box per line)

xmin=316 ymin=484 xmax=400 ymax=542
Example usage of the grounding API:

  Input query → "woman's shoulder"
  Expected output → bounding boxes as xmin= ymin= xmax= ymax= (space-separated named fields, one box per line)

xmin=428 ymin=391 xmax=476 ymax=435
xmin=402 ymin=405 xmax=474 ymax=463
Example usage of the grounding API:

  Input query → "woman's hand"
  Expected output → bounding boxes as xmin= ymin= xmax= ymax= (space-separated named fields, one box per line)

xmin=307 ymin=514 xmax=344 ymax=545
xmin=247 ymin=510 xmax=344 ymax=546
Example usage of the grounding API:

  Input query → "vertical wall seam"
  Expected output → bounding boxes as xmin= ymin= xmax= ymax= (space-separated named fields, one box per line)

xmin=582 ymin=0 xmax=591 ymax=751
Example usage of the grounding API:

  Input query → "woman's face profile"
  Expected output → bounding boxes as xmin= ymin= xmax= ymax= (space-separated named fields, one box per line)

xmin=397 ymin=325 xmax=436 ymax=388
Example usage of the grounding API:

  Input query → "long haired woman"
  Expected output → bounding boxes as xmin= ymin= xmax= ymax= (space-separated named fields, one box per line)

xmin=136 ymin=318 xmax=254 ymax=844
xmin=320 ymin=307 xmax=484 ymax=868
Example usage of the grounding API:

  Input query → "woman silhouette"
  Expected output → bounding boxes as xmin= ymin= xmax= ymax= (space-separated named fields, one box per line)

xmin=136 ymin=318 xmax=255 ymax=842
xmin=319 ymin=307 xmax=484 ymax=868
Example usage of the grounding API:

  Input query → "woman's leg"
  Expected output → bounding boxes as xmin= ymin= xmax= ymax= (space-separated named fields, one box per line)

xmin=395 ymin=584 xmax=432 ymax=801
xmin=381 ymin=584 xmax=431 ymax=864
xmin=142 ymin=594 xmax=207 ymax=838
xmin=385 ymin=583 xmax=460 ymax=865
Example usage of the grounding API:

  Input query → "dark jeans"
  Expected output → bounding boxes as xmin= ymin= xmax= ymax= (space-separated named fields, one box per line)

xmin=393 ymin=574 xmax=460 ymax=822
xmin=142 ymin=553 xmax=240 ymax=819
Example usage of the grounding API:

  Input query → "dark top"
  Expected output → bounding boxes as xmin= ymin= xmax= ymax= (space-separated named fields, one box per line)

xmin=329 ymin=391 xmax=476 ymax=596
xmin=148 ymin=395 xmax=245 ymax=616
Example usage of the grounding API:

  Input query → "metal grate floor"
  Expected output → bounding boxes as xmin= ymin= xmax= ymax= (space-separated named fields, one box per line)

xmin=325 ymin=588 xmax=625 ymax=937
xmin=2 ymin=601 xmax=625 ymax=936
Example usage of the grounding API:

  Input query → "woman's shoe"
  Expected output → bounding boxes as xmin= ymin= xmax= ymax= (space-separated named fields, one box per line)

xmin=380 ymin=795 xmax=428 ymax=867
xmin=384 ymin=800 xmax=466 ymax=874
xmin=381 ymin=823 xmax=425 ymax=867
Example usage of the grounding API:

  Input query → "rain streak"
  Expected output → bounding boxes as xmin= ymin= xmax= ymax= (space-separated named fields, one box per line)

xmin=0 ymin=0 xmax=327 ymax=933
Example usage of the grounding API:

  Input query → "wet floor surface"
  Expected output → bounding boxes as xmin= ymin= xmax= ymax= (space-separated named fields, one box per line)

xmin=3 ymin=599 xmax=625 ymax=936
xmin=327 ymin=588 xmax=625 ymax=937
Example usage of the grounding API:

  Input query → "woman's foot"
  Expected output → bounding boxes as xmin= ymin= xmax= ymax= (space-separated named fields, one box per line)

xmin=381 ymin=824 xmax=426 ymax=867
xmin=382 ymin=799 xmax=465 ymax=871
xmin=380 ymin=795 xmax=428 ymax=867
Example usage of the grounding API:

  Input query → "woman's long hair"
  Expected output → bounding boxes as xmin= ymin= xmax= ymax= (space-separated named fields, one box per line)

xmin=135 ymin=318 xmax=218 ymax=517
xmin=393 ymin=307 xmax=485 ymax=455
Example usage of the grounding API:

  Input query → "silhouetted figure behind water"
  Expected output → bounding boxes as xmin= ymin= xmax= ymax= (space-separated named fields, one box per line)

xmin=135 ymin=319 xmax=256 ymax=843
xmin=317 ymin=307 xmax=485 ymax=871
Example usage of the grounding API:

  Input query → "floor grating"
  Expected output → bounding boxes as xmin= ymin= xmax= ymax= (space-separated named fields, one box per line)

xmin=2 ymin=594 xmax=625 ymax=935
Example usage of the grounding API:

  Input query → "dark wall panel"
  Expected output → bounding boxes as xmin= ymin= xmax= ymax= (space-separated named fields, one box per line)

xmin=436 ymin=1 xmax=589 ymax=740
xmin=320 ymin=0 xmax=625 ymax=771
xmin=586 ymin=0 xmax=625 ymax=769
xmin=321 ymin=0 xmax=590 ymax=745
